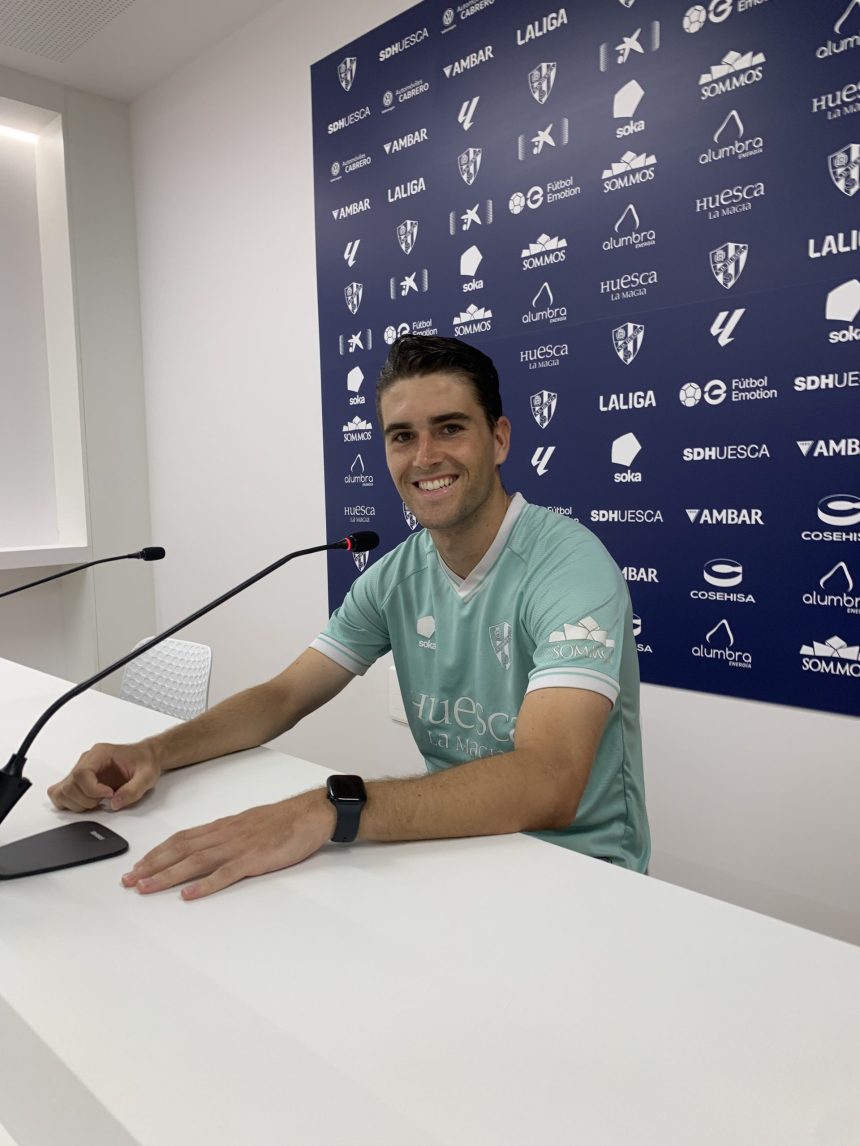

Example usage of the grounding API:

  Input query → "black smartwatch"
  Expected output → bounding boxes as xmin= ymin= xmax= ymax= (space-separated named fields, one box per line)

xmin=326 ymin=774 xmax=367 ymax=843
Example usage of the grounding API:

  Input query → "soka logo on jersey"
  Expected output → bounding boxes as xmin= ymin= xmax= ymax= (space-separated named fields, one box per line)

xmin=453 ymin=303 xmax=492 ymax=335
xmin=686 ymin=507 xmax=764 ymax=525
xmin=522 ymin=281 xmax=567 ymax=326
xmin=332 ymin=198 xmax=371 ymax=222
xmin=443 ymin=45 xmax=493 ymax=78
xmin=518 ymin=119 xmax=570 ymax=161
xmin=699 ymin=109 xmax=763 ymax=165
xmin=378 ymin=27 xmax=429 ymax=62
xmin=604 ymin=204 xmax=656 ymax=253
xmin=342 ymin=416 xmax=372 ymax=442
xmin=489 ymin=622 xmax=512 ymax=670
xmin=530 ymin=389 xmax=558 ymax=428
xmin=614 ymin=80 xmax=646 ymax=140
xmin=794 ymin=370 xmax=860 ymax=394
xmin=612 ymin=432 xmax=643 ymax=482
xmin=812 ymin=81 xmax=860 ymax=118
xmin=520 ymin=341 xmax=569 ymax=370
xmin=612 ymin=321 xmax=645 ymax=364
xmin=828 ymin=144 xmax=860 ymax=196
xmin=797 ymin=438 xmax=860 ymax=459
xmin=449 ymin=200 xmax=494 ymax=235
xmin=804 ymin=561 xmax=860 ymax=615
xmin=517 ymin=7 xmax=567 ymax=45
xmin=600 ymin=269 xmax=658 ymax=302
xmin=693 ymin=619 xmax=752 ymax=669
xmin=692 ymin=558 xmax=755 ymax=604
xmin=800 ymin=634 xmax=860 ymax=679
xmin=521 ymin=233 xmax=567 ymax=270
xmin=337 ymin=57 xmax=357 ymax=92
xmin=816 ymin=0 xmax=860 ymax=60
xmin=383 ymin=127 xmax=429 ymax=156
xmin=390 ymin=268 xmax=429 ymax=299
xmin=699 ymin=50 xmax=766 ymax=100
xmin=602 ymin=150 xmax=657 ymax=193
xmin=548 ymin=617 xmax=616 ymax=662
xmin=710 ymin=242 xmax=748 ymax=289
xmin=600 ymin=23 xmax=661 ymax=71
xmin=347 ymin=366 xmax=365 ymax=405
xmin=417 ymin=615 xmax=437 ymax=650
xmin=528 ymin=62 xmax=557 ymax=105
xmin=826 ymin=278 xmax=860 ymax=342
xmin=802 ymin=493 xmax=860 ymax=542
xmin=328 ymin=106 xmax=371 ymax=134
xmin=344 ymin=282 xmax=363 ymax=315
xmin=458 ymin=147 xmax=482 ymax=186
xmin=600 ymin=389 xmax=656 ymax=413
xmin=345 ymin=454 xmax=373 ymax=487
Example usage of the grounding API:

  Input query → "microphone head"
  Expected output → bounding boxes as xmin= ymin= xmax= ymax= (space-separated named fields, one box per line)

xmin=138 ymin=547 xmax=166 ymax=561
xmin=342 ymin=531 xmax=379 ymax=554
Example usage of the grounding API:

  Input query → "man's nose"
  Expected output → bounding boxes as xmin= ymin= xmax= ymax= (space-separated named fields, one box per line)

xmin=414 ymin=433 xmax=441 ymax=468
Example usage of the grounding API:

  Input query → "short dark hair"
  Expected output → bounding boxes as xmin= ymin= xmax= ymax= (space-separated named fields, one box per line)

xmin=376 ymin=335 xmax=503 ymax=428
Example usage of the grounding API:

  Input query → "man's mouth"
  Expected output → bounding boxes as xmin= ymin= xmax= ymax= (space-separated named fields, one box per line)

xmin=415 ymin=476 xmax=457 ymax=492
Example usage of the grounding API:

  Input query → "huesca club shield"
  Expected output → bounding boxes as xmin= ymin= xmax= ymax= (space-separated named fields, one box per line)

xmin=352 ymin=551 xmax=368 ymax=573
xmin=529 ymin=62 xmax=557 ymax=105
xmin=828 ymin=144 xmax=860 ymax=198
xmin=458 ymin=147 xmax=482 ymax=186
xmin=489 ymin=622 xmax=512 ymax=670
xmin=337 ymin=57 xmax=356 ymax=92
xmin=397 ymin=218 xmax=418 ymax=255
xmin=612 ymin=322 xmax=644 ymax=365
xmin=402 ymin=502 xmax=418 ymax=531
xmin=344 ymin=282 xmax=363 ymax=315
xmin=530 ymin=391 xmax=558 ymax=429
xmin=709 ymin=242 xmax=748 ymax=290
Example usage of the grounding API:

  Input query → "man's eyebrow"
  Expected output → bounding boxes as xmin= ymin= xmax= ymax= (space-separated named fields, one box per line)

xmin=383 ymin=411 xmax=473 ymax=435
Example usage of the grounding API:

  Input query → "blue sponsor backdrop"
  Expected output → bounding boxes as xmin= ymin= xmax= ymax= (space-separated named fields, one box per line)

xmin=311 ymin=0 xmax=860 ymax=718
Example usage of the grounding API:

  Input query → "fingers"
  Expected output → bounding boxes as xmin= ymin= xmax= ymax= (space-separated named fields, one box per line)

xmin=109 ymin=768 xmax=156 ymax=811
xmin=122 ymin=825 xmax=248 ymax=898
xmin=47 ymin=742 xmax=159 ymax=813
xmin=48 ymin=769 xmax=114 ymax=812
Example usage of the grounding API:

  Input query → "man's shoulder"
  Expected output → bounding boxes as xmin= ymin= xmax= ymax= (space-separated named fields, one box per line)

xmin=513 ymin=503 xmax=608 ymax=562
xmin=354 ymin=527 xmax=431 ymax=601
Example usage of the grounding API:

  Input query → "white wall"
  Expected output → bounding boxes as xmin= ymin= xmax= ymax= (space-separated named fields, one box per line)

xmin=130 ymin=1 xmax=860 ymax=945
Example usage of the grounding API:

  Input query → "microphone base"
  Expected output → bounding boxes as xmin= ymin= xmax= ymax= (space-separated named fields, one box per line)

xmin=0 ymin=821 xmax=128 ymax=880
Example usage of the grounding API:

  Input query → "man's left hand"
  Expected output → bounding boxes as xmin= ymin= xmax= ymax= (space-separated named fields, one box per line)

xmin=121 ymin=790 xmax=335 ymax=900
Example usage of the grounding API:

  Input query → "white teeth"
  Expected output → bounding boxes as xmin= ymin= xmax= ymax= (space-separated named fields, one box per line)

xmin=417 ymin=477 xmax=455 ymax=491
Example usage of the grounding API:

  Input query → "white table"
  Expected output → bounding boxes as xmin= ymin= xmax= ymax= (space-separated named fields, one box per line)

xmin=0 ymin=656 xmax=858 ymax=1146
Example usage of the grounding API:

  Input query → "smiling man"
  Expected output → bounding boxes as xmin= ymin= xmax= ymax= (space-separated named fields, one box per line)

xmin=49 ymin=335 xmax=650 ymax=898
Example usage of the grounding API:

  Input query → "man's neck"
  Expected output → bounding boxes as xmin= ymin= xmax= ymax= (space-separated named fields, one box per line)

xmin=430 ymin=489 xmax=513 ymax=579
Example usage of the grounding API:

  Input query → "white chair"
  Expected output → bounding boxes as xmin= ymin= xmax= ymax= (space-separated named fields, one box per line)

xmin=120 ymin=637 xmax=212 ymax=721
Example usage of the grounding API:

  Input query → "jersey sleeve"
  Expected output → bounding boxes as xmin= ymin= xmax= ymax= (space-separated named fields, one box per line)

xmin=523 ymin=531 xmax=631 ymax=706
xmin=311 ymin=563 xmax=392 ymax=676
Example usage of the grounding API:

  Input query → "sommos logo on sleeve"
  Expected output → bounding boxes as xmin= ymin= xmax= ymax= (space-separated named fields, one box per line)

xmin=547 ymin=617 xmax=616 ymax=660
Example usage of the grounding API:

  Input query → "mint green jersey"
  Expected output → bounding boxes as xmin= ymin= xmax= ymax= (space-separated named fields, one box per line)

xmin=312 ymin=494 xmax=650 ymax=871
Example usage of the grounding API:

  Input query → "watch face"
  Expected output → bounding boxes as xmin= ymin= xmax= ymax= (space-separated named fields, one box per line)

xmin=329 ymin=774 xmax=366 ymax=803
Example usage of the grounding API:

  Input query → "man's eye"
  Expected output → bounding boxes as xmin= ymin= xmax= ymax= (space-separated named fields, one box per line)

xmin=441 ymin=424 xmax=463 ymax=435
xmin=392 ymin=432 xmax=412 ymax=443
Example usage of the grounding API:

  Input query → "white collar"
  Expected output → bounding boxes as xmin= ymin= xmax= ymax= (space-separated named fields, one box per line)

xmin=437 ymin=493 xmax=527 ymax=602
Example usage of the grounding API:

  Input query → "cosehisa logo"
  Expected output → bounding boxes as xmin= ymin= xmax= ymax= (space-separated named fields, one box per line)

xmin=691 ymin=558 xmax=755 ymax=603
xmin=801 ymin=493 xmax=860 ymax=541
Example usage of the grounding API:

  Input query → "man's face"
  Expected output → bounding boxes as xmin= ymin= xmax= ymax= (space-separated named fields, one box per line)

xmin=380 ymin=372 xmax=510 ymax=535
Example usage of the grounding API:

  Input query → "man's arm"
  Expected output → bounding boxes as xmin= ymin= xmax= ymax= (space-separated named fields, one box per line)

xmin=48 ymin=649 xmax=354 ymax=812
xmin=122 ymin=686 xmax=609 ymax=899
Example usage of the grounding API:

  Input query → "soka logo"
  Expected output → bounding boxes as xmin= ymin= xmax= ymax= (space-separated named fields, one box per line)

xmin=518 ymin=120 xmax=570 ymax=161
xmin=692 ymin=558 xmax=755 ymax=604
xmin=328 ymin=106 xmax=371 ymax=134
xmin=516 ymin=7 xmax=568 ymax=45
xmin=347 ymin=366 xmax=365 ymax=406
xmin=801 ymin=493 xmax=860 ymax=542
xmin=532 ymin=446 xmax=555 ymax=475
xmin=338 ymin=329 xmax=373 ymax=355
xmin=699 ymin=109 xmax=763 ymax=165
xmin=489 ymin=622 xmax=512 ymax=670
xmin=458 ymin=147 xmax=482 ymax=185
xmin=816 ymin=0 xmax=860 ymax=59
xmin=388 ymin=175 xmax=427 ymax=202
xmin=403 ymin=502 xmax=419 ymax=531
xmin=710 ymin=241 xmax=748 ymax=289
xmin=378 ymin=27 xmax=429 ymax=62
xmin=800 ymin=634 xmax=860 ymax=679
xmin=458 ymin=97 xmax=479 ymax=131
xmin=600 ymin=268 xmax=658 ymax=302
xmin=390 ymin=268 xmax=429 ymax=299
xmin=346 ymin=454 xmax=373 ymax=487
xmin=614 ymin=79 xmax=645 ymax=140
xmin=612 ymin=432 xmax=643 ymax=482
xmin=797 ymin=438 xmax=860 ymax=459
xmin=337 ymin=57 xmax=357 ymax=92
xmin=530 ymin=390 xmax=558 ymax=428
xmin=528 ymin=62 xmax=557 ymax=105
xmin=342 ymin=415 xmax=372 ymax=442
xmin=332 ymin=198 xmax=371 ymax=222
xmin=828 ymin=144 xmax=860 ymax=196
xmin=520 ymin=341 xmax=569 ymax=370
xmin=383 ymin=127 xmax=429 ymax=155
xmin=460 ymin=244 xmax=483 ymax=291
xmin=599 ymin=23 xmax=661 ymax=71
xmin=686 ymin=506 xmax=764 ymax=525
xmin=453 ymin=303 xmax=493 ymax=335
xmin=397 ymin=218 xmax=418 ymax=255
xmin=417 ymin=615 xmax=437 ymax=650
xmin=604 ymin=204 xmax=656 ymax=252
xmin=443 ymin=45 xmax=493 ymax=78
xmin=812 ymin=81 xmax=860 ymax=119
xmin=693 ymin=619 xmax=752 ymax=669
xmin=599 ymin=389 xmax=656 ymax=413
xmin=548 ymin=617 xmax=616 ymax=662
xmin=826 ymin=277 xmax=860 ymax=341
xmin=612 ymin=321 xmax=645 ymax=364
xmin=449 ymin=200 xmax=494 ymax=234
xmin=804 ymin=561 xmax=860 ymax=615
xmin=699 ymin=50 xmax=766 ymax=100
xmin=522 ymin=281 xmax=567 ymax=325
xmin=344 ymin=282 xmax=363 ymax=315
xmin=521 ymin=233 xmax=567 ymax=270
xmin=602 ymin=150 xmax=656 ymax=192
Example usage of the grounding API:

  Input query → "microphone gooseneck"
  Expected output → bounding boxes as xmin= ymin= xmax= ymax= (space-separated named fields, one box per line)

xmin=0 ymin=546 xmax=167 ymax=601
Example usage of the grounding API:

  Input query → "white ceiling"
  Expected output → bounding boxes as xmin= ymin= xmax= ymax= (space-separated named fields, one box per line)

xmin=0 ymin=0 xmax=286 ymax=102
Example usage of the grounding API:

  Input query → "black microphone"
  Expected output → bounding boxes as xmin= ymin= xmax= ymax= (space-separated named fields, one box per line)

xmin=0 ymin=546 xmax=166 ymax=601
xmin=0 ymin=531 xmax=380 ymax=879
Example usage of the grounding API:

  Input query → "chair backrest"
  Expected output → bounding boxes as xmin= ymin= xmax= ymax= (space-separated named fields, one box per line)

xmin=120 ymin=637 xmax=212 ymax=721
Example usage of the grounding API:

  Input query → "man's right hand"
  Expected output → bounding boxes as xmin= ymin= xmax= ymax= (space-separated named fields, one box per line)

xmin=48 ymin=742 xmax=162 ymax=813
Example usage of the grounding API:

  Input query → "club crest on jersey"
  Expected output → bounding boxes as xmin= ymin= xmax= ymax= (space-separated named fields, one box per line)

xmin=529 ymin=62 xmax=557 ymax=105
xmin=397 ymin=218 xmax=419 ymax=255
xmin=402 ymin=502 xmax=419 ymax=531
xmin=344 ymin=282 xmax=363 ymax=315
xmin=612 ymin=322 xmax=644 ymax=365
xmin=489 ymin=622 xmax=512 ymax=670
xmin=530 ymin=390 xmax=557 ymax=428
xmin=829 ymin=144 xmax=860 ymax=198
xmin=709 ymin=242 xmax=748 ymax=290
xmin=458 ymin=147 xmax=482 ymax=186
xmin=338 ymin=57 xmax=357 ymax=92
